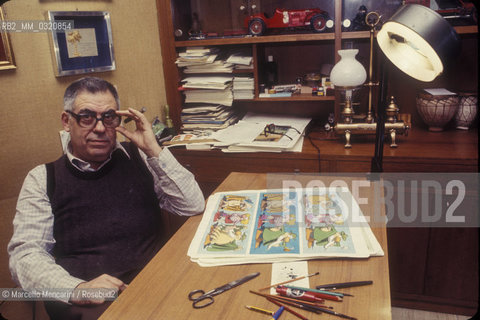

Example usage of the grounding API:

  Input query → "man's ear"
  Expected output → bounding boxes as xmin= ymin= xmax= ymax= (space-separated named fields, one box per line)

xmin=61 ymin=112 xmax=71 ymax=132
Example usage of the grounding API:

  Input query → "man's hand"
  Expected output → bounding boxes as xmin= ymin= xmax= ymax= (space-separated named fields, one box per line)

xmin=70 ymin=274 xmax=128 ymax=305
xmin=116 ymin=108 xmax=162 ymax=158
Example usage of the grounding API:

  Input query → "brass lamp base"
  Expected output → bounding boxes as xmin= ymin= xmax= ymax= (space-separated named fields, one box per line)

xmin=334 ymin=122 xmax=409 ymax=148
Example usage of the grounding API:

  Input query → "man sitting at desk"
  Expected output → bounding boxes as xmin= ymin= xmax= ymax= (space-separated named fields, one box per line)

xmin=8 ymin=77 xmax=205 ymax=319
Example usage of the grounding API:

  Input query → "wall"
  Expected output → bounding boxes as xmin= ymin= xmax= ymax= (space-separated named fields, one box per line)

xmin=0 ymin=0 xmax=166 ymax=318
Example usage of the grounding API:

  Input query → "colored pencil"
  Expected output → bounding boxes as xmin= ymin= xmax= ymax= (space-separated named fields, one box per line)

xmin=267 ymin=297 xmax=309 ymax=320
xmin=245 ymin=305 xmax=274 ymax=315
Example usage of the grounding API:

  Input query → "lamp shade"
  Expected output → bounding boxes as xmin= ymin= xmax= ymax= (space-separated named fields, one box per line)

xmin=330 ymin=49 xmax=367 ymax=87
xmin=377 ymin=4 xmax=460 ymax=82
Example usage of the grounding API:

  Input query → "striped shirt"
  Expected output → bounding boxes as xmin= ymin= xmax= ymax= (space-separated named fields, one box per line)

xmin=8 ymin=143 xmax=204 ymax=303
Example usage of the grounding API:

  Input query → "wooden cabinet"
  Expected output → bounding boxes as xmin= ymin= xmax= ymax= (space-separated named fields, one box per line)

xmin=155 ymin=0 xmax=478 ymax=316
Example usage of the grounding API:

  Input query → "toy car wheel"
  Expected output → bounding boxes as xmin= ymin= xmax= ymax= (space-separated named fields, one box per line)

xmin=311 ymin=14 xmax=328 ymax=32
xmin=248 ymin=18 xmax=266 ymax=36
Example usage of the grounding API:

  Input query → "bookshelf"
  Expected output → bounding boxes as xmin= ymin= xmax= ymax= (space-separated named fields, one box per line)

xmin=156 ymin=0 xmax=478 ymax=315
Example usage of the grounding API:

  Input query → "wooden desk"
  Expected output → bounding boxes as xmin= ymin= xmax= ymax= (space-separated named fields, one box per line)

xmin=100 ymin=172 xmax=391 ymax=320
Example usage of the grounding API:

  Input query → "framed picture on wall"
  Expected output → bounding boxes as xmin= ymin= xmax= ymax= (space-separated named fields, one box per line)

xmin=0 ymin=7 xmax=16 ymax=71
xmin=48 ymin=11 xmax=115 ymax=77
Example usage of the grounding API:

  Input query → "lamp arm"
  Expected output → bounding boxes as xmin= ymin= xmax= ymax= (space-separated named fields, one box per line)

xmin=370 ymin=49 xmax=389 ymax=174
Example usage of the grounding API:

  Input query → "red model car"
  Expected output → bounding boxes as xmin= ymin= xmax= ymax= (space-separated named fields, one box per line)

xmin=245 ymin=8 xmax=331 ymax=36
xmin=404 ymin=0 xmax=477 ymax=22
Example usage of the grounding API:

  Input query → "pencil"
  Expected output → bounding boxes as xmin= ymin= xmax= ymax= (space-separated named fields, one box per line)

xmin=269 ymin=296 xmax=356 ymax=320
xmin=245 ymin=305 xmax=274 ymax=315
xmin=267 ymin=298 xmax=309 ymax=320
xmin=259 ymin=272 xmax=320 ymax=291
xmin=313 ymin=306 xmax=358 ymax=320
xmin=266 ymin=296 xmax=323 ymax=314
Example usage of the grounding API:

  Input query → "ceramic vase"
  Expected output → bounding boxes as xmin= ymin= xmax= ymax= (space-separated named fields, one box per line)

xmin=455 ymin=94 xmax=477 ymax=130
xmin=416 ymin=94 xmax=459 ymax=131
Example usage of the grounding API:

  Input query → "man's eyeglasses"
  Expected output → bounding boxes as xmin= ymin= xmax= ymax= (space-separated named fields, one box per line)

xmin=66 ymin=110 xmax=121 ymax=129
xmin=263 ymin=123 xmax=301 ymax=140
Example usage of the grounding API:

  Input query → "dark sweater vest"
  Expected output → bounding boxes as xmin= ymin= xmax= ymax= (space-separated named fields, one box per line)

xmin=46 ymin=143 xmax=163 ymax=283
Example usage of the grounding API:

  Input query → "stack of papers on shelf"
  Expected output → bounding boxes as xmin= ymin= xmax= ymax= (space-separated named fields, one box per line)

xmin=226 ymin=52 xmax=253 ymax=67
xmin=211 ymin=112 xmax=311 ymax=153
xmin=180 ymin=104 xmax=240 ymax=132
xmin=181 ymin=76 xmax=234 ymax=106
xmin=177 ymin=47 xmax=253 ymax=73
xmin=175 ymin=47 xmax=255 ymax=137
xmin=175 ymin=47 xmax=220 ymax=67
xmin=188 ymin=188 xmax=384 ymax=267
xmin=183 ymin=61 xmax=234 ymax=73
xmin=183 ymin=87 xmax=234 ymax=106
xmin=233 ymin=76 xmax=254 ymax=100
xmin=181 ymin=76 xmax=233 ymax=90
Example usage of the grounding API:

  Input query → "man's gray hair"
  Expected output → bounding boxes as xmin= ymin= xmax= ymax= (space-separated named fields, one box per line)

xmin=63 ymin=77 xmax=120 ymax=111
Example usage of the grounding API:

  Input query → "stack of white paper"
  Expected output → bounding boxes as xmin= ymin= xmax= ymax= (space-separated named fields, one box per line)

xmin=181 ymin=76 xmax=234 ymax=107
xmin=184 ymin=88 xmax=234 ymax=107
xmin=226 ymin=53 xmax=252 ymax=66
xmin=183 ymin=61 xmax=234 ymax=73
xmin=182 ymin=76 xmax=233 ymax=90
xmin=175 ymin=47 xmax=220 ymax=68
xmin=233 ymin=76 xmax=254 ymax=100
xmin=211 ymin=112 xmax=311 ymax=153
xmin=180 ymin=104 xmax=240 ymax=133
xmin=187 ymin=188 xmax=384 ymax=267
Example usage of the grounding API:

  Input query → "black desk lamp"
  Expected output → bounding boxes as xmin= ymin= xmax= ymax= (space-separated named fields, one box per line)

xmin=370 ymin=4 xmax=461 ymax=173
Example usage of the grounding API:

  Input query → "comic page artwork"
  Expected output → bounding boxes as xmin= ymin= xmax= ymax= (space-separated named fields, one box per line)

xmin=303 ymin=190 xmax=357 ymax=255
xmin=188 ymin=188 xmax=380 ymax=266
xmin=200 ymin=193 xmax=258 ymax=256
xmin=250 ymin=192 xmax=301 ymax=255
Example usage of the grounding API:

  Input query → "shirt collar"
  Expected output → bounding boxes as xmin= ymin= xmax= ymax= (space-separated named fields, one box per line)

xmin=66 ymin=141 xmax=130 ymax=172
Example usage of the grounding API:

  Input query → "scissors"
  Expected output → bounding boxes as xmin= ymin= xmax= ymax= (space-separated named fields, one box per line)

xmin=188 ymin=272 xmax=260 ymax=308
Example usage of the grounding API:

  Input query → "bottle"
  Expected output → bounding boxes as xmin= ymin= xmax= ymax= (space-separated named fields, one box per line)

xmin=265 ymin=55 xmax=278 ymax=89
xmin=162 ymin=104 xmax=176 ymax=138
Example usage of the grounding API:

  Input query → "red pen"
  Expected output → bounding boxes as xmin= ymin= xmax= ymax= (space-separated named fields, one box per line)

xmin=276 ymin=285 xmax=334 ymax=303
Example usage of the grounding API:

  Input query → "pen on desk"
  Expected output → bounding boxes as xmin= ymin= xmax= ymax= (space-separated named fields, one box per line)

xmin=267 ymin=298 xmax=309 ymax=320
xmin=245 ymin=305 xmax=274 ymax=315
xmin=313 ymin=306 xmax=358 ymax=320
xmin=315 ymin=280 xmax=373 ymax=290
xmin=259 ymin=271 xmax=320 ymax=291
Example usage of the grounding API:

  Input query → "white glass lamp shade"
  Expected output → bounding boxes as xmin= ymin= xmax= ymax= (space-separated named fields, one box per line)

xmin=330 ymin=49 xmax=367 ymax=87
